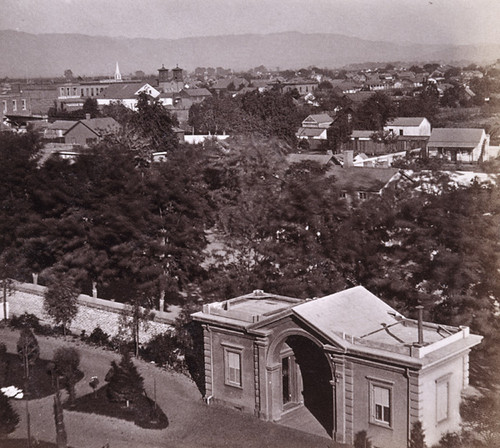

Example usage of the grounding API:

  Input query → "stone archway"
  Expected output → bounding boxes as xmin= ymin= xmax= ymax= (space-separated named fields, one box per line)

xmin=267 ymin=329 xmax=334 ymax=436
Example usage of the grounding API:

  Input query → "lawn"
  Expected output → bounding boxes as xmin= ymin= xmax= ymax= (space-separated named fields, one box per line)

xmin=1 ymin=352 xmax=83 ymax=400
xmin=0 ymin=440 xmax=63 ymax=448
xmin=2 ymin=327 xmax=336 ymax=448
xmin=65 ymin=384 xmax=168 ymax=429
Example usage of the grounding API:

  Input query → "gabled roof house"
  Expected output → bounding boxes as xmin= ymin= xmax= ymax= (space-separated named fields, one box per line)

xmin=384 ymin=117 xmax=431 ymax=137
xmin=97 ymin=82 xmax=172 ymax=110
xmin=296 ymin=114 xmax=335 ymax=149
xmin=63 ymin=116 xmax=120 ymax=146
xmin=193 ymin=286 xmax=481 ymax=447
xmin=426 ymin=128 xmax=491 ymax=163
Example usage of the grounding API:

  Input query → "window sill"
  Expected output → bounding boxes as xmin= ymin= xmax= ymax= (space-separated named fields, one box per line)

xmin=369 ymin=420 xmax=393 ymax=431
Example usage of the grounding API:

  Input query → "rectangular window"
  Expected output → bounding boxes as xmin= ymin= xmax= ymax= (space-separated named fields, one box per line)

xmin=369 ymin=379 xmax=393 ymax=428
xmin=12 ymin=100 xmax=17 ymax=111
xmin=436 ymin=377 xmax=450 ymax=422
xmin=359 ymin=192 xmax=367 ymax=200
xmin=399 ymin=129 xmax=404 ymax=136
xmin=2 ymin=100 xmax=6 ymax=113
xmin=374 ymin=386 xmax=391 ymax=424
xmin=21 ymin=99 xmax=27 ymax=110
xmin=224 ymin=347 xmax=242 ymax=388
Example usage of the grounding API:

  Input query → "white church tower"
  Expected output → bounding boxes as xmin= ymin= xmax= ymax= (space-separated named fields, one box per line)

xmin=114 ymin=61 xmax=122 ymax=82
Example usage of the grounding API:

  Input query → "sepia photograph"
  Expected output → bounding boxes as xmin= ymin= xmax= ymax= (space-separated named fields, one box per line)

xmin=0 ymin=1 xmax=499 ymax=447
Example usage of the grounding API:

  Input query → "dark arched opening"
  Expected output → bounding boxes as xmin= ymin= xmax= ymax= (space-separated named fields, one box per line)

xmin=281 ymin=335 xmax=333 ymax=435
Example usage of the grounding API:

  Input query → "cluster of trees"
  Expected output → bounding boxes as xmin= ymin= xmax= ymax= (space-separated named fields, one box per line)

xmin=1 ymin=88 xmax=500 ymax=443
xmin=188 ymin=88 xmax=308 ymax=142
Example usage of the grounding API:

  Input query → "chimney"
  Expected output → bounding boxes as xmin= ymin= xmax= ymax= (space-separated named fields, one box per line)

xmin=416 ymin=305 xmax=424 ymax=346
xmin=85 ymin=113 xmax=91 ymax=120
xmin=343 ymin=150 xmax=354 ymax=168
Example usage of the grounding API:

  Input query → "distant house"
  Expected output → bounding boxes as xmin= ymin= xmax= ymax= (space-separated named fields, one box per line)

xmin=349 ymin=130 xmax=373 ymax=151
xmin=329 ymin=80 xmax=363 ymax=94
xmin=97 ymin=82 xmax=170 ymax=110
xmin=426 ymin=128 xmax=491 ymax=163
xmin=1 ymin=84 xmax=58 ymax=125
xmin=384 ymin=117 xmax=431 ymax=137
xmin=296 ymin=114 xmax=334 ymax=149
xmin=301 ymin=114 xmax=334 ymax=128
xmin=274 ymin=79 xmax=318 ymax=96
xmin=175 ymin=88 xmax=213 ymax=111
xmin=327 ymin=159 xmax=399 ymax=203
xmin=193 ymin=286 xmax=481 ymax=447
xmin=44 ymin=120 xmax=78 ymax=142
xmin=63 ymin=117 xmax=120 ymax=146
xmin=211 ymin=77 xmax=249 ymax=94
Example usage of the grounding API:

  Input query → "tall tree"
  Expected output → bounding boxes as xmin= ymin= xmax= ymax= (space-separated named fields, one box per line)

xmin=355 ymin=92 xmax=394 ymax=130
xmin=53 ymin=347 xmax=81 ymax=406
xmin=44 ymin=275 xmax=79 ymax=335
xmin=16 ymin=328 xmax=40 ymax=391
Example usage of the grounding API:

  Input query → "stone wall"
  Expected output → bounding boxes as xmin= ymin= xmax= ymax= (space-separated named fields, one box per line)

xmin=7 ymin=281 xmax=180 ymax=343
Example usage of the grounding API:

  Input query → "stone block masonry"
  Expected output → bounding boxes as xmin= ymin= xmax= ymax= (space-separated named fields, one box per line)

xmin=7 ymin=281 xmax=180 ymax=343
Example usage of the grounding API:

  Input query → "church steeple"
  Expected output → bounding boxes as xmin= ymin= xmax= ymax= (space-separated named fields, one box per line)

xmin=114 ymin=61 xmax=122 ymax=82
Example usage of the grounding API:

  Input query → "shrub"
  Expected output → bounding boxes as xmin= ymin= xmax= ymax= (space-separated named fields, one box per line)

xmin=141 ymin=332 xmax=179 ymax=368
xmin=88 ymin=326 xmax=110 ymax=347
xmin=9 ymin=312 xmax=41 ymax=331
xmin=0 ymin=392 xmax=20 ymax=437
xmin=409 ymin=421 xmax=426 ymax=448
xmin=9 ymin=313 xmax=55 ymax=335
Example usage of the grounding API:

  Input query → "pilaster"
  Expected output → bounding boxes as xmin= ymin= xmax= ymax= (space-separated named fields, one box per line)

xmin=254 ymin=337 xmax=269 ymax=418
xmin=202 ymin=324 xmax=213 ymax=398
xmin=330 ymin=354 xmax=346 ymax=443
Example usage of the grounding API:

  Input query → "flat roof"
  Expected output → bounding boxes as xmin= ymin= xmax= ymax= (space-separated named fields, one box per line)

xmin=198 ymin=290 xmax=303 ymax=324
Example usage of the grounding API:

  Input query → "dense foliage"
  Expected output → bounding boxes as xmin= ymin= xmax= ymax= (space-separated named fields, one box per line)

xmin=1 ymin=85 xmax=500 ymax=442
xmin=188 ymin=89 xmax=307 ymax=143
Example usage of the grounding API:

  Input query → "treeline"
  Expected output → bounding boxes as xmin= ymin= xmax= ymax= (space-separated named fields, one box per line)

xmin=1 ymin=98 xmax=499 ymax=390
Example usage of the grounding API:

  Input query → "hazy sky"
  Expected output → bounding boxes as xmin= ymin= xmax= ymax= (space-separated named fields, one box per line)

xmin=1 ymin=0 xmax=499 ymax=45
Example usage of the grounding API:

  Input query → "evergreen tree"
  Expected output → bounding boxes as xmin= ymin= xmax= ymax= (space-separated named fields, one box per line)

xmin=0 ymin=392 xmax=20 ymax=438
xmin=105 ymin=352 xmax=144 ymax=404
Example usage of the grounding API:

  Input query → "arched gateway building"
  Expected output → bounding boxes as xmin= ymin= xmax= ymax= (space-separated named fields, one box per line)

xmin=192 ymin=286 xmax=482 ymax=448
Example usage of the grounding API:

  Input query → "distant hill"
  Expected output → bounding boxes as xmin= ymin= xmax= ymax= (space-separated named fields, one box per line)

xmin=1 ymin=30 xmax=499 ymax=78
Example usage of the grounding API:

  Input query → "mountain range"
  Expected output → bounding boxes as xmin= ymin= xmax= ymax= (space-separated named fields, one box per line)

xmin=1 ymin=30 xmax=499 ymax=78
